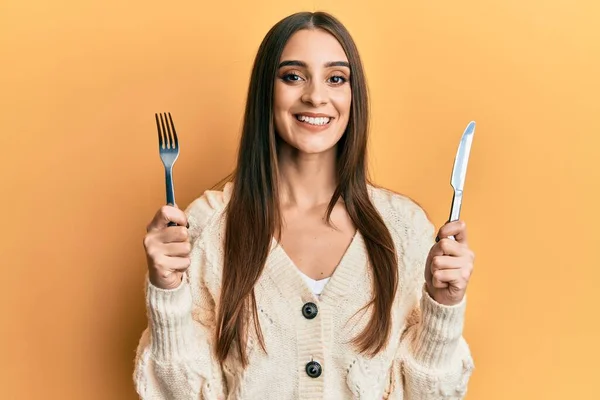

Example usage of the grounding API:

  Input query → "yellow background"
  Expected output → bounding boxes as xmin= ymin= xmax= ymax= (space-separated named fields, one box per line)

xmin=1 ymin=0 xmax=598 ymax=398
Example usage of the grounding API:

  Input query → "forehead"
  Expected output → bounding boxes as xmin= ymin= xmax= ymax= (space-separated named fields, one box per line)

xmin=280 ymin=29 xmax=348 ymax=64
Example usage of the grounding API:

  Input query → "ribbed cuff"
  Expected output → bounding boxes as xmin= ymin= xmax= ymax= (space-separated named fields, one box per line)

xmin=413 ymin=284 xmax=467 ymax=369
xmin=146 ymin=276 xmax=196 ymax=362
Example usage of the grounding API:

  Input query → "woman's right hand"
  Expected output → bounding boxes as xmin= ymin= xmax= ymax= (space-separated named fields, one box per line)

xmin=143 ymin=205 xmax=191 ymax=290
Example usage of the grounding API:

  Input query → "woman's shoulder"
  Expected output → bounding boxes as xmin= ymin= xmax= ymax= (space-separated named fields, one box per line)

xmin=184 ymin=181 xmax=234 ymax=238
xmin=367 ymin=183 xmax=435 ymax=237
xmin=368 ymin=183 xmax=430 ymax=219
xmin=368 ymin=184 xmax=436 ymax=281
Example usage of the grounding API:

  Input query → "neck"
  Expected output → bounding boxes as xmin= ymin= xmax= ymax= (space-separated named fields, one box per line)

xmin=277 ymin=143 xmax=338 ymax=209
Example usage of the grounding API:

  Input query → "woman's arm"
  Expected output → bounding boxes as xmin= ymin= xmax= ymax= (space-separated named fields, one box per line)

xmin=388 ymin=197 xmax=475 ymax=399
xmin=133 ymin=192 xmax=227 ymax=399
xmin=396 ymin=283 xmax=474 ymax=399
xmin=133 ymin=277 xmax=225 ymax=399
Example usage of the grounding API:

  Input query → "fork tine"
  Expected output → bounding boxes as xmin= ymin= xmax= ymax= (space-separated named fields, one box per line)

xmin=168 ymin=112 xmax=178 ymax=149
xmin=155 ymin=113 xmax=163 ymax=148
xmin=160 ymin=113 xmax=169 ymax=149
xmin=163 ymin=112 xmax=173 ymax=149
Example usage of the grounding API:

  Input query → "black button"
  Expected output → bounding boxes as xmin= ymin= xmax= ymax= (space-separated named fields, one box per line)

xmin=305 ymin=361 xmax=322 ymax=378
xmin=302 ymin=302 xmax=318 ymax=319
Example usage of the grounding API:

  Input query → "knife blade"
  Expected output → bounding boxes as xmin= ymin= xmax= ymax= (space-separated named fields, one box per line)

xmin=449 ymin=121 xmax=476 ymax=223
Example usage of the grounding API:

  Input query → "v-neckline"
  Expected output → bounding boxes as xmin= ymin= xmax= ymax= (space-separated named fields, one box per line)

xmin=267 ymin=229 xmax=367 ymax=302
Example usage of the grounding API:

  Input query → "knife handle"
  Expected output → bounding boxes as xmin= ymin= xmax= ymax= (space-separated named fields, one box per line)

xmin=449 ymin=190 xmax=463 ymax=222
xmin=441 ymin=191 xmax=463 ymax=242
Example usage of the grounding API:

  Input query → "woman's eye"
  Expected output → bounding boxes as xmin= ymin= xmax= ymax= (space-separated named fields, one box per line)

xmin=329 ymin=75 xmax=347 ymax=85
xmin=282 ymin=73 xmax=303 ymax=82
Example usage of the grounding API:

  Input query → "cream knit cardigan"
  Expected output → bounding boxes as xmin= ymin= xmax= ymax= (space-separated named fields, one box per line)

xmin=134 ymin=182 xmax=474 ymax=399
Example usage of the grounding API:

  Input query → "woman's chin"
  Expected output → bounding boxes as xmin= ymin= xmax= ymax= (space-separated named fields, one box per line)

xmin=277 ymin=133 xmax=342 ymax=155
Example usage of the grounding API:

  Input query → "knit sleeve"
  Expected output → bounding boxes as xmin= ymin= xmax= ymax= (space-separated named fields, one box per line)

xmin=133 ymin=189 xmax=228 ymax=400
xmin=392 ymin=200 xmax=475 ymax=399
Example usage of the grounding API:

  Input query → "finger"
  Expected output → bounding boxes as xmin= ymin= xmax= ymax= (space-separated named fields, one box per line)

xmin=430 ymin=255 xmax=464 ymax=272
xmin=430 ymin=238 xmax=463 ymax=257
xmin=147 ymin=205 xmax=188 ymax=232
xmin=162 ymin=242 xmax=192 ymax=257
xmin=159 ymin=226 xmax=190 ymax=243
xmin=432 ymin=269 xmax=466 ymax=289
xmin=169 ymin=257 xmax=192 ymax=272
xmin=436 ymin=220 xmax=468 ymax=244
xmin=154 ymin=254 xmax=191 ymax=272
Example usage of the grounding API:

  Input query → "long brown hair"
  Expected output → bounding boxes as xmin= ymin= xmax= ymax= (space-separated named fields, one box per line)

xmin=216 ymin=11 xmax=398 ymax=366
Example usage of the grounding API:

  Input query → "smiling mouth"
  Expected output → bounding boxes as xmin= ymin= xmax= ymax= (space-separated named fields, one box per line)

xmin=295 ymin=114 xmax=333 ymax=126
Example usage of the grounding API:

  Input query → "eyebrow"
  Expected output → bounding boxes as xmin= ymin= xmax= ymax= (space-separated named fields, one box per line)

xmin=278 ymin=60 xmax=350 ymax=69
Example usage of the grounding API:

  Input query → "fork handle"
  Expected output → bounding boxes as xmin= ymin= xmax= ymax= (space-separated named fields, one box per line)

xmin=165 ymin=166 xmax=177 ymax=227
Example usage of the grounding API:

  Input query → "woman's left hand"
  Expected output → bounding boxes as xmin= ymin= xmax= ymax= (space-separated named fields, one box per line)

xmin=424 ymin=220 xmax=475 ymax=306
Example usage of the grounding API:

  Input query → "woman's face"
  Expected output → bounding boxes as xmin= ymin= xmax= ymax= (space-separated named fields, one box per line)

xmin=273 ymin=29 xmax=352 ymax=155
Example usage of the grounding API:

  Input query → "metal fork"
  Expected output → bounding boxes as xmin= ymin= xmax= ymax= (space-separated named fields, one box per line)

xmin=155 ymin=112 xmax=180 ymax=226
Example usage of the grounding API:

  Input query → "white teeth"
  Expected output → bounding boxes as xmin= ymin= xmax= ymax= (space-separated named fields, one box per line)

xmin=296 ymin=115 xmax=331 ymax=126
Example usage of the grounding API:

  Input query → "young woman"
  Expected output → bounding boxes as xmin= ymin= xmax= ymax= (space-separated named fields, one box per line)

xmin=134 ymin=11 xmax=475 ymax=400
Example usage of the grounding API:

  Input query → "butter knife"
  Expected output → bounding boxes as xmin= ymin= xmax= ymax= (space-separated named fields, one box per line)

xmin=449 ymin=121 xmax=476 ymax=223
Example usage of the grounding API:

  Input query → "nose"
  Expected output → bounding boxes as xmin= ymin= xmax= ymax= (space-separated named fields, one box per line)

xmin=301 ymin=80 xmax=328 ymax=106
